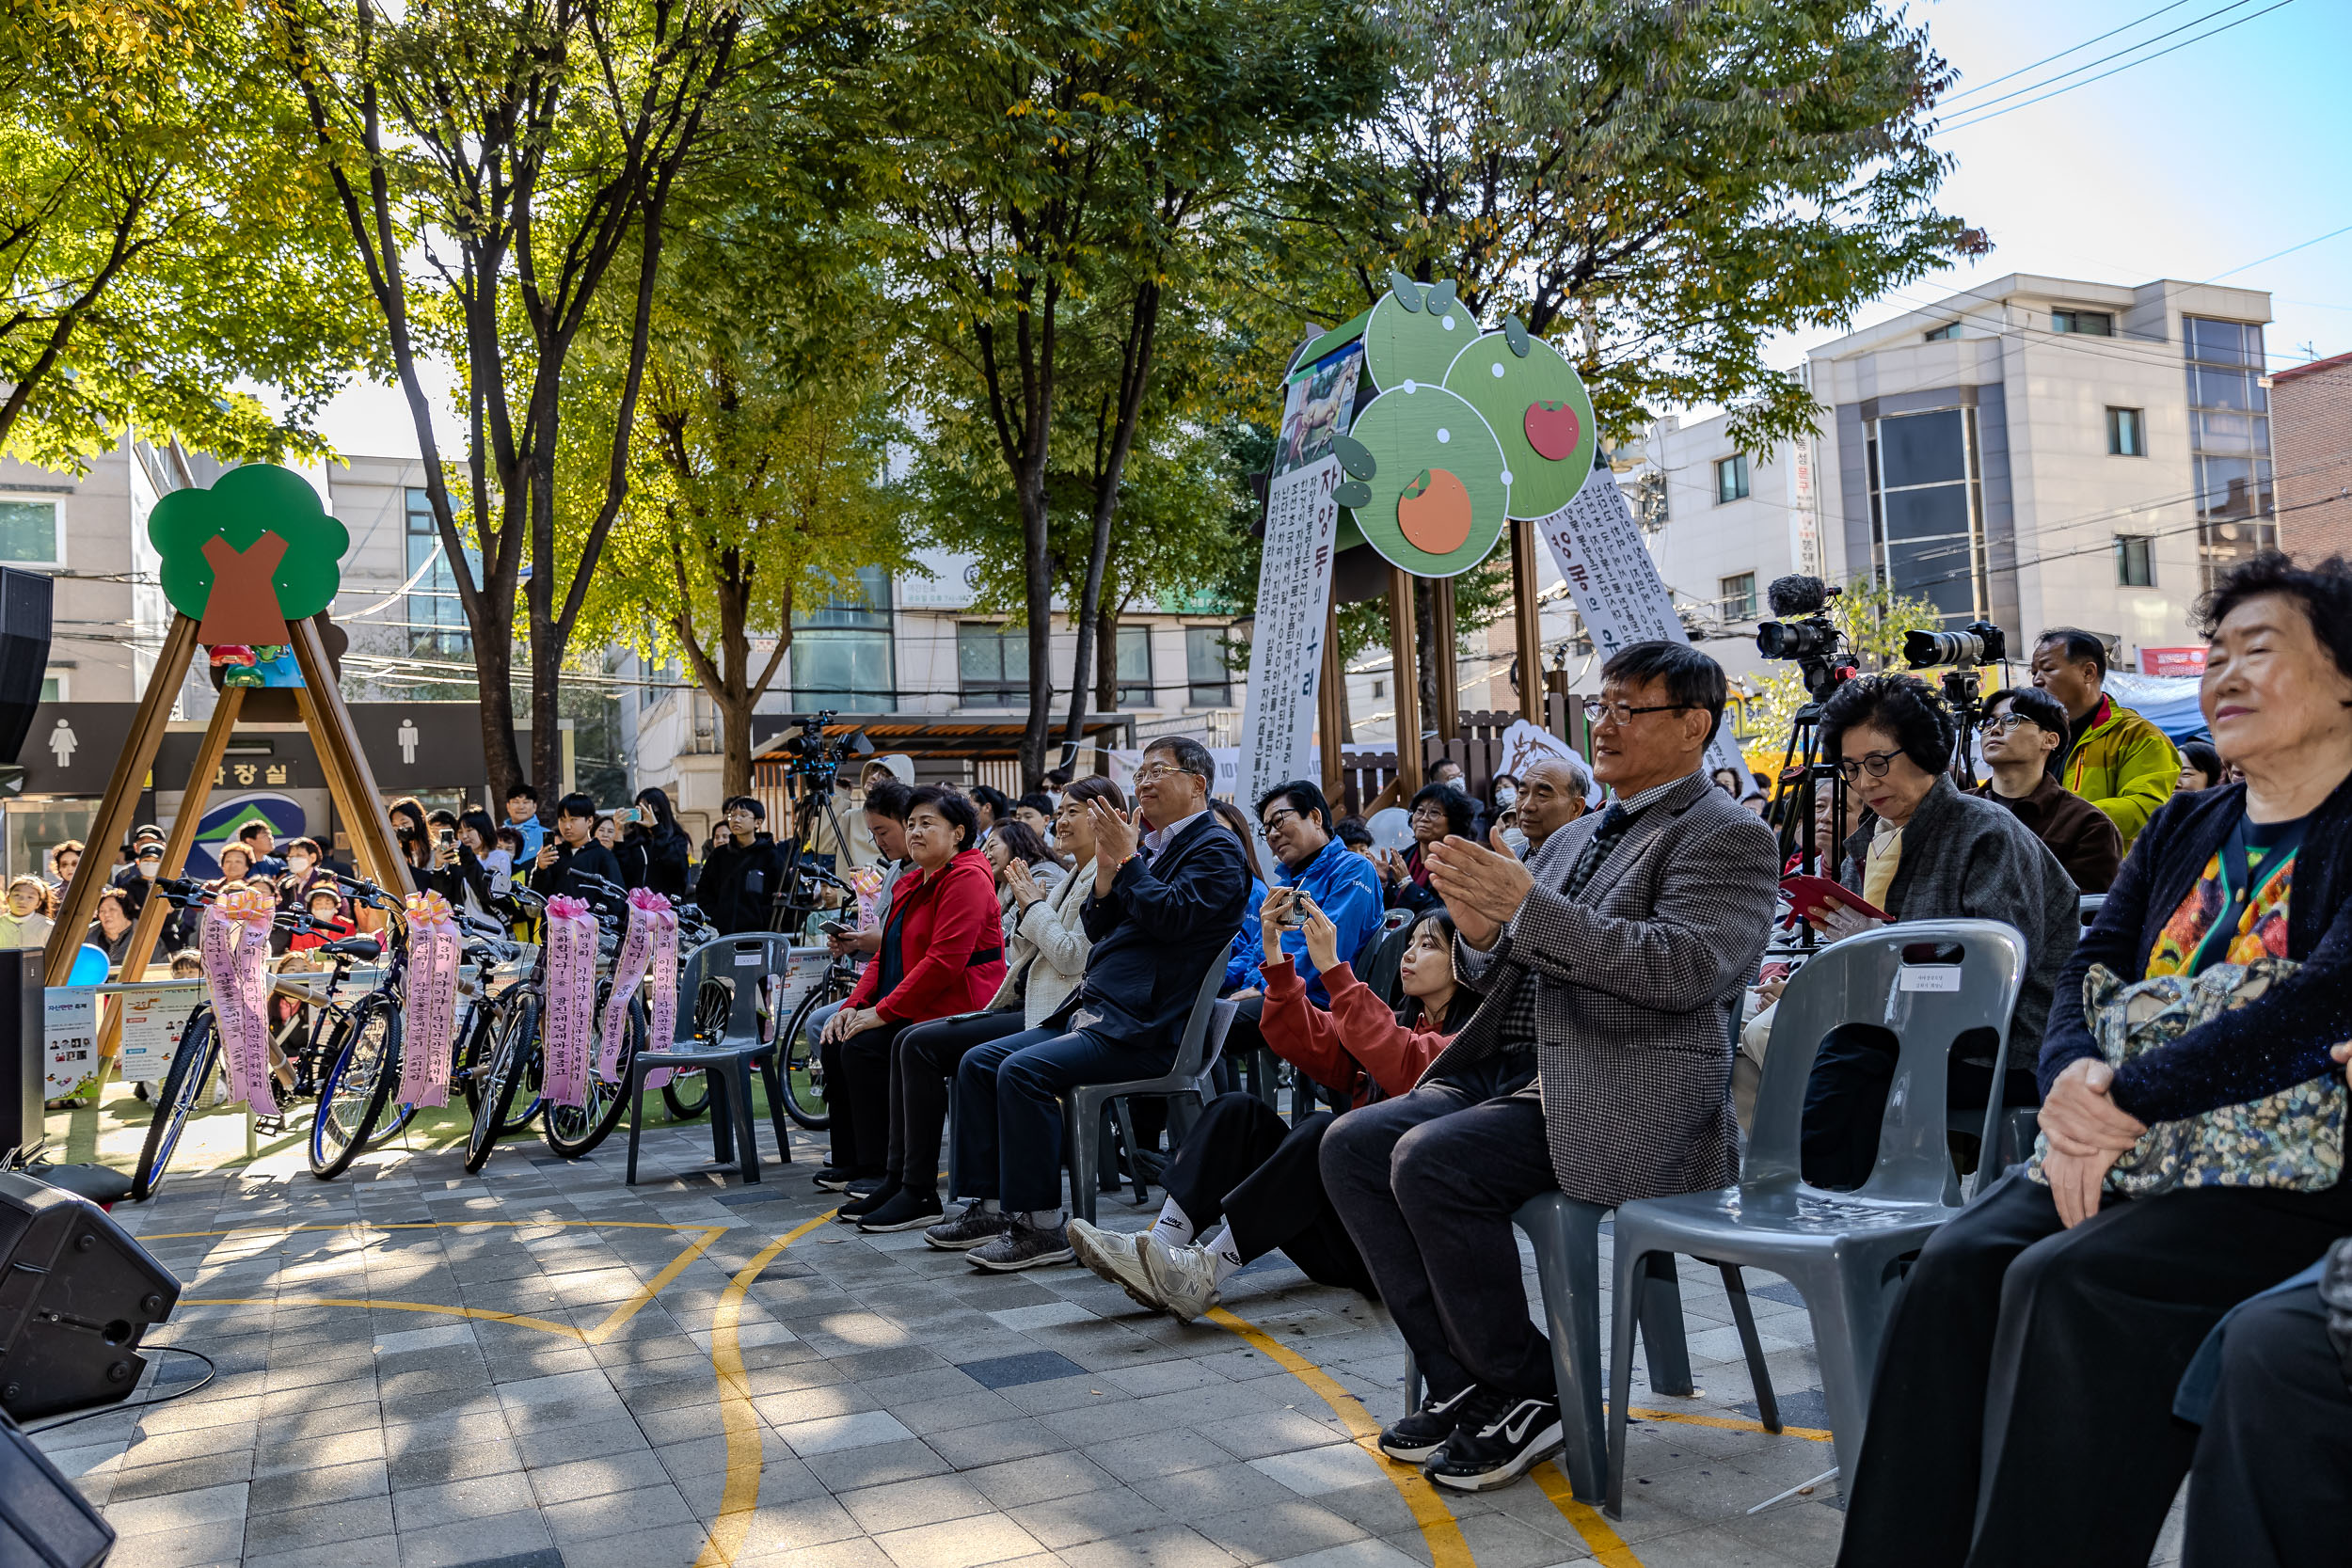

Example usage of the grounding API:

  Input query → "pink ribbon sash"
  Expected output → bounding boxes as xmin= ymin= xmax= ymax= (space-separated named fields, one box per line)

xmin=600 ymin=889 xmax=677 ymax=1088
xmin=400 ymin=892 xmax=459 ymax=1107
xmin=543 ymin=895 xmax=598 ymax=1108
xmin=200 ymin=894 xmax=280 ymax=1117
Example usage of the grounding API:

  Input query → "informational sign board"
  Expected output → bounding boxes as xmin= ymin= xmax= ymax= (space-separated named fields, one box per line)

xmin=1237 ymin=342 xmax=1361 ymax=806
xmin=1538 ymin=467 xmax=1749 ymax=786
xmin=2139 ymin=647 xmax=2207 ymax=678
xmin=115 ymin=981 xmax=204 ymax=1084
xmin=42 ymin=985 xmax=97 ymax=1097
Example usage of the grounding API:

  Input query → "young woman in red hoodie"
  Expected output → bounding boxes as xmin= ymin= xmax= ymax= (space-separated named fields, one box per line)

xmin=1069 ymin=889 xmax=1474 ymax=1319
xmin=817 ymin=786 xmax=1008 ymax=1189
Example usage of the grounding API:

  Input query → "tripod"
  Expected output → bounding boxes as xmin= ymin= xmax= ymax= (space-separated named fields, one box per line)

xmin=770 ymin=772 xmax=858 ymax=936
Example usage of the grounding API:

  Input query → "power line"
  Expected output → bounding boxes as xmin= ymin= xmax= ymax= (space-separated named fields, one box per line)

xmin=1935 ymin=0 xmax=2260 ymax=120
xmin=1935 ymin=0 xmax=2299 ymax=135
xmin=1938 ymin=0 xmax=2201 ymax=105
xmin=2205 ymin=221 xmax=2352 ymax=284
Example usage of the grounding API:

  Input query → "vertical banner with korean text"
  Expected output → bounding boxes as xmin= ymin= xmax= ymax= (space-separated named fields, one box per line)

xmin=1539 ymin=466 xmax=1750 ymax=786
xmin=1238 ymin=343 xmax=1362 ymax=806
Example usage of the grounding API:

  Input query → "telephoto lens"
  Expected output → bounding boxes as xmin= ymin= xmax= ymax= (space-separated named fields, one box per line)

xmin=1904 ymin=621 xmax=2009 ymax=669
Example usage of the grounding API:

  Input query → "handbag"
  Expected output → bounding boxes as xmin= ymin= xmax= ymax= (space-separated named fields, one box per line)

xmin=2026 ymin=958 xmax=2345 ymax=1196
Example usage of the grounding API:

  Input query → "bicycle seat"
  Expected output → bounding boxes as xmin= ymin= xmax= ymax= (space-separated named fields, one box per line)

xmin=322 ymin=937 xmax=383 ymax=959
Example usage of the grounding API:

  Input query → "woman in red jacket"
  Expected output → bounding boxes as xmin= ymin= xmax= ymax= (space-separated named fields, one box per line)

xmin=816 ymin=786 xmax=1007 ymax=1189
xmin=1069 ymin=891 xmax=1473 ymax=1318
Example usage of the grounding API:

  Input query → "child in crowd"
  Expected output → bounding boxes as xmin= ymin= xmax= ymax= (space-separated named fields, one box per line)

xmin=0 ymin=874 xmax=55 ymax=950
xmin=169 ymin=949 xmax=203 ymax=979
xmin=288 ymin=884 xmax=357 ymax=954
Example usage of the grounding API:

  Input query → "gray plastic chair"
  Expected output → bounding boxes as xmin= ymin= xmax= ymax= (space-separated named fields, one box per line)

xmin=1398 ymin=1197 xmax=1774 ymax=1502
xmin=1062 ymin=961 xmax=1227 ymax=1225
xmin=1604 ymin=918 xmax=2026 ymax=1513
xmin=625 ymin=932 xmax=797 ymax=1185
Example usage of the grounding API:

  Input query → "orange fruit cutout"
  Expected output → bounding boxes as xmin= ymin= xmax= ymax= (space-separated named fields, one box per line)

xmin=1396 ymin=468 xmax=1473 ymax=555
xmin=1525 ymin=399 xmax=1581 ymax=461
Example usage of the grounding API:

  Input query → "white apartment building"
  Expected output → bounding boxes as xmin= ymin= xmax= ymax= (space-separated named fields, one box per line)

xmin=1618 ymin=273 xmax=2277 ymax=697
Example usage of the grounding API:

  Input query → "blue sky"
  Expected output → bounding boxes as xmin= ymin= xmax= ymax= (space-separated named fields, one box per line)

xmin=1843 ymin=0 xmax=2352 ymax=366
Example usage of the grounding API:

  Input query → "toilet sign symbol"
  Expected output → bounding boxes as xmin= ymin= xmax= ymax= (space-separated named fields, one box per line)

xmin=48 ymin=721 xmax=74 ymax=768
xmin=397 ymin=718 xmax=420 ymax=765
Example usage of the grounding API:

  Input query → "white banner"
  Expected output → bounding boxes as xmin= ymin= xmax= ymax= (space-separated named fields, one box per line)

xmin=43 ymin=986 xmax=98 ymax=1098
xmin=1238 ymin=344 xmax=1361 ymax=808
xmin=1538 ymin=467 xmax=1750 ymax=785
xmin=115 ymin=982 xmax=204 ymax=1084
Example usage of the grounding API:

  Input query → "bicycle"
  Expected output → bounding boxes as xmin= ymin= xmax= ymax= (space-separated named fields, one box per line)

xmin=307 ymin=872 xmax=413 ymax=1180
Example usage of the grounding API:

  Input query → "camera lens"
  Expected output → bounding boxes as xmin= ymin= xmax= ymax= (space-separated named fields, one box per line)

xmin=1757 ymin=619 xmax=1834 ymax=661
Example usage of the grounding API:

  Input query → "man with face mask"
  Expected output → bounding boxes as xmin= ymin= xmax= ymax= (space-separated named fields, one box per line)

xmin=110 ymin=838 xmax=167 ymax=922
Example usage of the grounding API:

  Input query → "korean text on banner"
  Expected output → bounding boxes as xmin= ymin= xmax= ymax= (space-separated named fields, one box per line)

xmin=1239 ymin=343 xmax=1361 ymax=806
xmin=1539 ymin=467 xmax=1749 ymax=784
xmin=116 ymin=983 xmax=203 ymax=1084
xmin=43 ymin=986 xmax=97 ymax=1099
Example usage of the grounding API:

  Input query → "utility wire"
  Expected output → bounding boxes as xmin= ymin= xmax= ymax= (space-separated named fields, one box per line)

xmin=1936 ymin=0 xmax=2298 ymax=135
xmin=1938 ymin=0 xmax=2201 ymax=104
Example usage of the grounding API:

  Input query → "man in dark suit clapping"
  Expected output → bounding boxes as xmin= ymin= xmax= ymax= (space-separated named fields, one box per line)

xmin=929 ymin=736 xmax=1249 ymax=1272
xmin=1322 ymin=642 xmax=1782 ymax=1493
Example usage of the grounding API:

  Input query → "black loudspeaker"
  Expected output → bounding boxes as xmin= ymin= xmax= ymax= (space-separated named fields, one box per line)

xmin=0 ymin=1174 xmax=178 ymax=1421
xmin=0 ymin=1410 xmax=112 ymax=1567
xmin=0 ymin=954 xmax=38 ymax=1159
xmin=0 ymin=570 xmax=50 ymax=767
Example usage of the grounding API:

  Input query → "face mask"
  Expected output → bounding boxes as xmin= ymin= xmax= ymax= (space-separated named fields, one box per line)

xmin=138 ymin=860 xmax=159 ymax=879
xmin=1493 ymin=785 xmax=1518 ymax=809
xmin=1445 ymin=777 xmax=1468 ymax=794
xmin=290 ymin=856 xmax=313 ymax=874
xmin=1500 ymin=827 xmax=1529 ymax=858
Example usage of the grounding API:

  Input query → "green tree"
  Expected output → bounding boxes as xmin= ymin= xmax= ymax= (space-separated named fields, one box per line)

xmin=1268 ymin=0 xmax=1985 ymax=451
xmin=0 ymin=0 xmax=373 ymax=468
xmin=876 ymin=0 xmax=1380 ymax=785
xmin=273 ymin=0 xmax=772 ymax=799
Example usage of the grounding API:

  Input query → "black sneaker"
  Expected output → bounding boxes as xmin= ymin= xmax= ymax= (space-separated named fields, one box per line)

xmin=835 ymin=1181 xmax=900 ymax=1221
xmin=1423 ymin=1390 xmax=1564 ymax=1492
xmin=925 ymin=1200 xmax=1013 ymax=1251
xmin=857 ymin=1188 xmax=946 ymax=1233
xmin=1377 ymin=1383 xmax=1477 ymax=1464
xmin=812 ymin=1165 xmax=877 ymax=1193
xmin=966 ymin=1218 xmax=1074 ymax=1272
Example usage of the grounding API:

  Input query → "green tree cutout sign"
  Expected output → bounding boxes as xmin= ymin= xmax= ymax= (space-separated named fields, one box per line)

xmin=149 ymin=465 xmax=347 ymax=644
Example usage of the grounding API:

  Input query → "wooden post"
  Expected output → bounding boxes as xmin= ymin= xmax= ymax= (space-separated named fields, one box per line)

xmin=1430 ymin=575 xmax=1460 ymax=749
xmin=290 ymin=615 xmax=405 ymax=893
xmin=1511 ymin=518 xmax=1545 ymax=724
xmin=96 ymin=685 xmax=245 ymax=1060
xmin=44 ymin=615 xmax=201 ymax=986
xmin=1317 ymin=599 xmax=1345 ymax=802
xmin=1387 ymin=567 xmax=1423 ymax=795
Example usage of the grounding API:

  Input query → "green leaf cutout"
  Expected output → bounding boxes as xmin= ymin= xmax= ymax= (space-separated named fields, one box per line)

xmin=1332 ymin=478 xmax=1373 ymax=509
xmin=1388 ymin=270 xmax=1424 ymax=311
xmin=1503 ymin=317 xmax=1531 ymax=357
xmin=1332 ymin=433 xmax=1376 ymax=480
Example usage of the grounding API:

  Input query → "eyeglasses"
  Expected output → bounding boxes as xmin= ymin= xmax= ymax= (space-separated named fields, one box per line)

xmin=1834 ymin=751 xmax=1902 ymax=782
xmin=1581 ymin=697 xmax=1692 ymax=727
xmin=1977 ymin=713 xmax=2041 ymax=735
xmin=1133 ymin=763 xmax=1200 ymax=785
xmin=1260 ymin=806 xmax=1303 ymax=840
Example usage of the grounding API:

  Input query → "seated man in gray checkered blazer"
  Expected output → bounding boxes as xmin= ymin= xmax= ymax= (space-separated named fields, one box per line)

xmin=1321 ymin=641 xmax=1781 ymax=1493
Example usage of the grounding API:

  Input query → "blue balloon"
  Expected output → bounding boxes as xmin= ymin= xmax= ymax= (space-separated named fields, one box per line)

xmin=69 ymin=944 xmax=110 ymax=986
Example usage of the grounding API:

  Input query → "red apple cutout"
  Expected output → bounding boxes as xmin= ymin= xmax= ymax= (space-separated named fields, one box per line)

xmin=1525 ymin=399 xmax=1581 ymax=462
xmin=1396 ymin=467 xmax=1473 ymax=555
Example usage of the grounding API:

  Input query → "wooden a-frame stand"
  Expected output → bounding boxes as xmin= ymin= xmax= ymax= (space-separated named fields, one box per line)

xmin=41 ymin=613 xmax=410 ymax=1062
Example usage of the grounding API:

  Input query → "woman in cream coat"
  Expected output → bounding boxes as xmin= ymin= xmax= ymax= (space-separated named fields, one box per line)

xmin=840 ymin=775 xmax=1122 ymax=1231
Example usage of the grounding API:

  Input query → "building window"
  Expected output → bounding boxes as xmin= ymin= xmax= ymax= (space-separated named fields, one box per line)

xmin=1866 ymin=404 xmax=1988 ymax=627
xmin=0 ymin=499 xmax=60 ymax=565
xmin=1719 ymin=572 xmax=1757 ymax=622
xmin=2115 ymin=535 xmax=2155 ymax=588
xmin=39 ymin=672 xmax=64 ymax=702
xmin=1714 ymin=453 xmax=1749 ymax=504
xmin=1114 ymin=624 xmax=1153 ymax=708
xmin=1184 ymin=626 xmax=1233 ymax=707
xmin=403 ymin=488 xmax=469 ymax=658
xmin=2106 ymin=407 xmax=2146 ymax=457
xmin=1923 ymin=322 xmax=1960 ymax=341
xmin=956 ymin=623 xmax=1028 ymax=706
xmin=792 ymin=565 xmax=896 ymax=708
xmin=2185 ymin=315 xmax=2276 ymax=587
xmin=2053 ymin=309 xmax=2113 ymax=336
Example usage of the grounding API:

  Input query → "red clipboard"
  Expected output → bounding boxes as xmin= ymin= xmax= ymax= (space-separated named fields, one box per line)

xmin=1779 ymin=874 xmax=1890 ymax=927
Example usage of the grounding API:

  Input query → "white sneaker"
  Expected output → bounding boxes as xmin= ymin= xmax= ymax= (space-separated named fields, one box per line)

xmin=1139 ymin=1233 xmax=1223 ymax=1323
xmin=1068 ymin=1219 xmax=1166 ymax=1311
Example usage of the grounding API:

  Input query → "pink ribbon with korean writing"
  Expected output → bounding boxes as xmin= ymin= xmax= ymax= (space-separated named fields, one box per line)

xmin=542 ymin=895 xmax=598 ymax=1108
xmin=599 ymin=889 xmax=676 ymax=1087
xmin=399 ymin=890 xmax=459 ymax=1107
xmin=200 ymin=884 xmax=280 ymax=1117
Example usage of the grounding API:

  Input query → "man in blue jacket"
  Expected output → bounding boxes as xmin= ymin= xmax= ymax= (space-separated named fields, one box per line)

xmin=930 ymin=736 xmax=1249 ymax=1271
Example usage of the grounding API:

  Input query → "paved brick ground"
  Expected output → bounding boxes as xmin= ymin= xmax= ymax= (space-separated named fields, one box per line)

xmin=27 ymin=1085 xmax=2180 ymax=1568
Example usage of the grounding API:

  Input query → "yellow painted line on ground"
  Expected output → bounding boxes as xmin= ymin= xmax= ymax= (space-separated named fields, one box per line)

xmin=1204 ymin=1306 xmax=1475 ymax=1568
xmin=1530 ymin=1462 xmax=1644 ymax=1568
xmin=1624 ymin=1404 xmax=1832 ymax=1443
xmin=582 ymin=1227 xmax=726 ymax=1344
xmin=693 ymin=1209 xmax=835 ymax=1568
xmin=183 ymin=1295 xmax=581 ymax=1338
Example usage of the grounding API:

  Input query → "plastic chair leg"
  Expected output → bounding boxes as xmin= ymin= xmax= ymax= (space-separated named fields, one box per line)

xmin=1604 ymin=1243 xmax=1645 ymax=1518
xmin=1635 ymin=1255 xmax=1695 ymax=1398
xmin=1068 ymin=1101 xmax=1099 ymax=1227
xmin=734 ymin=1062 xmax=762 ymax=1185
xmin=1798 ymin=1259 xmax=1895 ymax=1481
xmin=1716 ymin=1262 xmax=1779 ymax=1432
xmin=709 ymin=1071 xmax=738 ymax=1166
xmin=626 ymin=1071 xmax=645 ymax=1185
xmin=1520 ymin=1203 xmax=1608 ymax=1502
xmin=1109 ymin=1099 xmax=1147 ymax=1204
xmin=757 ymin=1051 xmax=792 ymax=1164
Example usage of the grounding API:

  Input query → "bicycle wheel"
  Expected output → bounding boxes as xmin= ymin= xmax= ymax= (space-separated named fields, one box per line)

xmin=310 ymin=999 xmax=400 ymax=1180
xmin=541 ymin=985 xmax=643 ymax=1160
xmin=464 ymin=990 xmax=537 ymax=1173
xmin=659 ymin=978 xmax=730 ymax=1121
xmin=777 ymin=968 xmax=852 ymax=1131
xmin=132 ymin=1010 xmax=219 ymax=1201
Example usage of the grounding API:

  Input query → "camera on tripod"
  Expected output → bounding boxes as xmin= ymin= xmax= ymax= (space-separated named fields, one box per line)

xmin=1902 ymin=621 xmax=2010 ymax=778
xmin=777 ymin=709 xmax=873 ymax=786
xmin=1756 ymin=576 xmax=1853 ymax=702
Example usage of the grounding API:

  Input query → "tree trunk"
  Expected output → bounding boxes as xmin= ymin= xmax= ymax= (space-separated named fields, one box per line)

xmin=720 ymin=690 xmax=756 ymax=801
xmin=1092 ymin=596 xmax=1122 ymax=714
xmin=1017 ymin=473 xmax=1055 ymax=792
xmin=1062 ymin=279 xmax=1160 ymax=761
xmin=473 ymin=636 xmax=521 ymax=801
